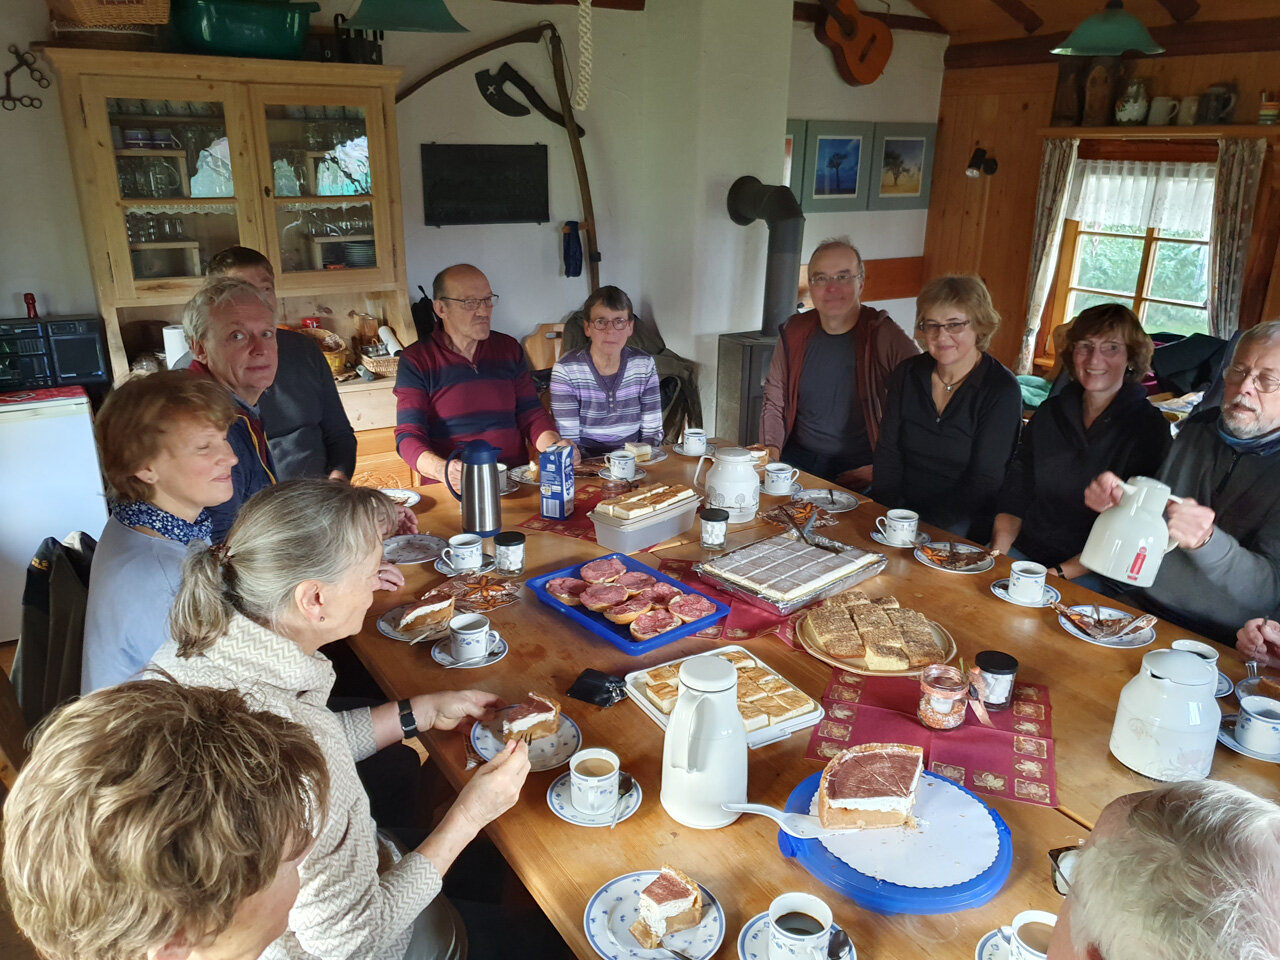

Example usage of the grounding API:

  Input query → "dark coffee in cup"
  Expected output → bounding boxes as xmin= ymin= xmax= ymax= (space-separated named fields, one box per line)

xmin=774 ymin=912 xmax=825 ymax=936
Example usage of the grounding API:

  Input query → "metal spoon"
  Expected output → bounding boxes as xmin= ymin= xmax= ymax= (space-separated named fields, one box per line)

xmin=609 ymin=772 xmax=636 ymax=829
xmin=827 ymin=925 xmax=852 ymax=960
xmin=444 ymin=647 xmax=501 ymax=669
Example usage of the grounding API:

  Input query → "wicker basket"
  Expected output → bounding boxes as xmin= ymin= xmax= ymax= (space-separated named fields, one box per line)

xmin=360 ymin=351 xmax=399 ymax=377
xmin=47 ymin=0 xmax=170 ymax=26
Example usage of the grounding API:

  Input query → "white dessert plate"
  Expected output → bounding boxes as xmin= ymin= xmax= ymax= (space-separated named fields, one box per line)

xmin=1056 ymin=604 xmax=1156 ymax=648
xmin=509 ymin=464 xmax=540 ymax=485
xmin=808 ymin=772 xmax=1001 ymax=889
xmin=599 ymin=466 xmax=648 ymax=482
xmin=499 ymin=477 xmax=519 ymax=496
xmin=791 ymin=488 xmax=858 ymax=513
xmin=546 ymin=771 xmax=642 ymax=828
xmin=470 ymin=714 xmax=581 ymax=772
xmin=1218 ymin=714 xmax=1280 ymax=763
xmin=583 ymin=871 xmax=725 ymax=960
xmin=382 ymin=534 xmax=447 ymax=564
xmin=869 ymin=530 xmax=929 ymax=549
xmin=913 ymin=542 xmax=995 ymax=575
xmin=990 ymin=578 xmax=1061 ymax=609
xmin=376 ymin=603 xmax=449 ymax=644
xmin=1234 ymin=676 xmax=1280 ymax=702
xmin=636 ymin=448 xmax=668 ymax=465
xmin=974 ymin=928 xmax=1010 ymax=960
xmin=379 ymin=488 xmax=420 ymax=508
xmin=434 ymin=555 xmax=497 ymax=577
xmin=430 ymin=636 xmax=508 ymax=669
xmin=760 ymin=480 xmax=802 ymax=496
xmin=1216 ymin=671 xmax=1232 ymax=698
xmin=673 ymin=442 xmax=716 ymax=458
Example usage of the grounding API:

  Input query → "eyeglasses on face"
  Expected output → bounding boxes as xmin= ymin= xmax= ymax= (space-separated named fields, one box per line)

xmin=1073 ymin=341 xmax=1126 ymax=359
xmin=809 ymin=271 xmax=863 ymax=287
xmin=588 ymin=317 xmax=632 ymax=330
xmin=1048 ymin=844 xmax=1081 ymax=896
xmin=439 ymin=294 xmax=499 ymax=311
xmin=916 ymin=318 xmax=971 ymax=338
xmin=1224 ymin=364 xmax=1280 ymax=394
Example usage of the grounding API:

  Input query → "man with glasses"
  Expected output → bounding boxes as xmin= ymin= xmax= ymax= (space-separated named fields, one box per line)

xmin=394 ymin=264 xmax=567 ymax=487
xmin=1085 ymin=319 xmax=1280 ymax=644
xmin=760 ymin=237 xmax=917 ymax=488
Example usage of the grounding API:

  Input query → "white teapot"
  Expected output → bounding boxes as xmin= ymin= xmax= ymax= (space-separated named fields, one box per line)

xmin=661 ymin=656 xmax=747 ymax=828
xmin=693 ymin=446 xmax=760 ymax=523
xmin=1109 ymin=648 xmax=1220 ymax=781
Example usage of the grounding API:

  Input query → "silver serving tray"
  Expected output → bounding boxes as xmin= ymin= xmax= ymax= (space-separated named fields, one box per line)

xmin=692 ymin=532 xmax=887 ymax=616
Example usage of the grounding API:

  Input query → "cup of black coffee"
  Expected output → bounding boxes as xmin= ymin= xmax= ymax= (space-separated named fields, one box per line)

xmin=767 ymin=892 xmax=832 ymax=960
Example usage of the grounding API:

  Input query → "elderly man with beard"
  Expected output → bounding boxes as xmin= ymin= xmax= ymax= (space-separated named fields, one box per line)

xmin=1085 ymin=320 xmax=1280 ymax=644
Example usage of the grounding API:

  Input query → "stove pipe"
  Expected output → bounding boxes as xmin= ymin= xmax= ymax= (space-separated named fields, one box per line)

xmin=727 ymin=175 xmax=805 ymax=337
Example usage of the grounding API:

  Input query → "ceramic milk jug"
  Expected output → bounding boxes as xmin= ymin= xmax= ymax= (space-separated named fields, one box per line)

xmin=1115 ymin=79 xmax=1150 ymax=125
xmin=661 ymin=656 xmax=747 ymax=828
xmin=1080 ymin=476 xmax=1170 ymax=588
xmin=1110 ymin=649 xmax=1220 ymax=781
xmin=693 ymin=446 xmax=759 ymax=523
xmin=444 ymin=439 xmax=502 ymax=537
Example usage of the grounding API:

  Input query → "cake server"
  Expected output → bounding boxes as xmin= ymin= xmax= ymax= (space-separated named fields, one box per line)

xmin=721 ymin=802 xmax=842 ymax=839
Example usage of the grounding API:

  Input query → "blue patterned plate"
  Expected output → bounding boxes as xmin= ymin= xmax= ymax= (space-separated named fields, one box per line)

xmin=737 ymin=912 xmax=857 ymax=960
xmin=583 ymin=871 xmax=724 ymax=960
xmin=470 ymin=714 xmax=581 ymax=772
xmin=974 ymin=928 xmax=1010 ymax=960
xmin=546 ymin=771 xmax=642 ymax=827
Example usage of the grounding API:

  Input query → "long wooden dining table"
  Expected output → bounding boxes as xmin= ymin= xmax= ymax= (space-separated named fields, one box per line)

xmin=348 ymin=447 xmax=1278 ymax=960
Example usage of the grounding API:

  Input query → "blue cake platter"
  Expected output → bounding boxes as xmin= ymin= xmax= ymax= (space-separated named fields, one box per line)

xmin=777 ymin=771 xmax=1012 ymax=915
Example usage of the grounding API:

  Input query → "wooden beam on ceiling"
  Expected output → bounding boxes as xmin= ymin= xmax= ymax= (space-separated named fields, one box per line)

xmin=945 ymin=16 xmax=1280 ymax=69
xmin=791 ymin=2 xmax=947 ymax=35
xmin=1155 ymin=0 xmax=1201 ymax=23
xmin=990 ymin=0 xmax=1044 ymax=35
xmin=492 ymin=0 xmax=644 ymax=9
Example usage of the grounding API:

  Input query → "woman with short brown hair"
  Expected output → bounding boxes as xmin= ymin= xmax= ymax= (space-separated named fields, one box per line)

xmin=81 ymin=370 xmax=238 ymax=693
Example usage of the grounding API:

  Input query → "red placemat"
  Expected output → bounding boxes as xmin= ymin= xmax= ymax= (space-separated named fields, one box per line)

xmin=516 ymin=480 xmax=606 ymax=542
xmin=656 ymin=558 xmax=807 ymax=644
xmin=804 ymin=671 xmax=1057 ymax=808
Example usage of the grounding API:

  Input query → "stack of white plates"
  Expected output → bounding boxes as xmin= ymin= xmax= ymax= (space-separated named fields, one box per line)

xmin=343 ymin=241 xmax=376 ymax=268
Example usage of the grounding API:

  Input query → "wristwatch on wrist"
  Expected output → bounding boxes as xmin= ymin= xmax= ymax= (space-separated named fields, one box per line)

xmin=398 ymin=699 xmax=419 ymax=739
xmin=1052 ymin=564 xmax=1065 ymax=578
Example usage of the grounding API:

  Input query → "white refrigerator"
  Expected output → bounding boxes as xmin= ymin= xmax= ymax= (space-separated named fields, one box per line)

xmin=0 ymin=387 xmax=108 ymax=642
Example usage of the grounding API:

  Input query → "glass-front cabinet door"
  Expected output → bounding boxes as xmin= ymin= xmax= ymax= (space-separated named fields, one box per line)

xmin=83 ymin=78 xmax=262 ymax=301
xmin=249 ymin=85 xmax=393 ymax=289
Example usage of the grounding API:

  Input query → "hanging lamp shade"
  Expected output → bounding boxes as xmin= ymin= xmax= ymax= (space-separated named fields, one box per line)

xmin=1050 ymin=0 xmax=1163 ymax=56
xmin=346 ymin=0 xmax=467 ymax=32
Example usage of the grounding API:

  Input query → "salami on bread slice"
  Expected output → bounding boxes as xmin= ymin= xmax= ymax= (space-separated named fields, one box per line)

xmin=630 ymin=608 xmax=681 ymax=641
xmin=546 ymin=577 xmax=589 ymax=605
xmin=668 ymin=593 xmax=718 ymax=623
xmin=580 ymin=557 xmax=626 ymax=583
xmin=617 ymin=570 xmax=657 ymax=594
xmin=581 ymin=583 xmax=629 ymax=611
xmin=604 ymin=597 xmax=654 ymax=624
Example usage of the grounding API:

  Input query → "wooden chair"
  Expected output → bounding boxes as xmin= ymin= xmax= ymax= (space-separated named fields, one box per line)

xmin=523 ymin=323 xmax=565 ymax=371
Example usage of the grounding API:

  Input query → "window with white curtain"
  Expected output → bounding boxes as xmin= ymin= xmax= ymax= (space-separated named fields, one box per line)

xmin=1058 ymin=159 xmax=1216 ymax=337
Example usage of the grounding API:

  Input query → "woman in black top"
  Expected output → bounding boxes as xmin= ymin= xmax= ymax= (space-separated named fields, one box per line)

xmin=992 ymin=303 xmax=1171 ymax=583
xmin=872 ymin=275 xmax=1022 ymax=542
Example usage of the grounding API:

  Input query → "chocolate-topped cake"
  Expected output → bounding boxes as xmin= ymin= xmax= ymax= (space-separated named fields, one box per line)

xmin=501 ymin=693 xmax=561 ymax=742
xmin=628 ymin=864 xmax=702 ymax=948
xmin=817 ymin=742 xmax=923 ymax=829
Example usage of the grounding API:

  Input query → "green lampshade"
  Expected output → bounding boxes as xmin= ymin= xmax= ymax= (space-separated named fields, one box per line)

xmin=1051 ymin=0 xmax=1164 ymax=56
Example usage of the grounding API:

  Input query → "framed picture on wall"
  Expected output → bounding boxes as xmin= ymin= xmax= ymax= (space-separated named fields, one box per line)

xmin=784 ymin=119 xmax=807 ymax=202
xmin=800 ymin=120 xmax=873 ymax=213
xmin=868 ymin=122 xmax=936 ymax=211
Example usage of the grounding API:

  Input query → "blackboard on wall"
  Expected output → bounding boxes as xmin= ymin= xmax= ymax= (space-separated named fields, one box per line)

xmin=421 ymin=143 xmax=549 ymax=226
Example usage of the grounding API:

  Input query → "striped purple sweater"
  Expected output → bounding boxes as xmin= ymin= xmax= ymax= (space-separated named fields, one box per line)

xmin=549 ymin=346 xmax=663 ymax=456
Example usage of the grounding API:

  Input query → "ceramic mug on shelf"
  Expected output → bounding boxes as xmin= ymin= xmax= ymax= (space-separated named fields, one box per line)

xmin=569 ymin=747 xmax=620 ymax=814
xmin=442 ymin=533 xmax=483 ymax=572
xmin=767 ymin=892 xmax=833 ymax=960
xmin=875 ymin=508 xmax=919 ymax=546
xmin=1147 ymin=96 xmax=1179 ymax=126
xmin=1236 ymin=696 xmax=1280 ymax=755
xmin=764 ymin=462 xmax=800 ymax=496
xmin=1177 ymin=96 xmax=1199 ymax=125
xmin=448 ymin=613 xmax=500 ymax=664
xmin=607 ymin=449 xmax=636 ymax=481
xmin=1008 ymin=561 xmax=1048 ymax=604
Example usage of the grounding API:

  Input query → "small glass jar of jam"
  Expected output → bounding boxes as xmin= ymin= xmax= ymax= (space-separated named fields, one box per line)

xmin=917 ymin=663 xmax=968 ymax=730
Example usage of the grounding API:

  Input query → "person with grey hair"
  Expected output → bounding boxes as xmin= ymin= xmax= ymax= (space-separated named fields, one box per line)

xmin=1048 ymin=780 xmax=1280 ymax=960
xmin=149 ymin=479 xmax=531 ymax=960
xmin=760 ymin=237 xmax=918 ymax=488
xmin=183 ymin=274 xmax=280 ymax=541
xmin=1086 ymin=319 xmax=1280 ymax=644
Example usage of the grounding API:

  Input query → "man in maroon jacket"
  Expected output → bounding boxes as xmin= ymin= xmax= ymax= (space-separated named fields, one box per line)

xmin=760 ymin=238 xmax=918 ymax=489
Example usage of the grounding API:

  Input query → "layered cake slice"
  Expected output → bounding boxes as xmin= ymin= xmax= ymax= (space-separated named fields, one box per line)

xmin=397 ymin=590 xmax=455 ymax=635
xmin=501 ymin=693 xmax=561 ymax=742
xmin=817 ymin=743 xmax=924 ymax=830
xmin=629 ymin=865 xmax=703 ymax=948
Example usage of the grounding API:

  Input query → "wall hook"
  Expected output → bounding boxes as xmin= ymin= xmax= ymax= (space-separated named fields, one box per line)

xmin=2 ymin=45 xmax=49 ymax=111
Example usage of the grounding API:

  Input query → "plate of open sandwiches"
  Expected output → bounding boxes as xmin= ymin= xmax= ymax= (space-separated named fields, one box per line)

xmin=470 ymin=693 xmax=581 ymax=771
xmin=1051 ymin=602 xmax=1156 ymax=648
xmin=379 ymin=488 xmax=421 ymax=508
xmin=796 ymin=589 xmax=956 ymax=677
xmin=583 ymin=865 xmax=724 ymax=960
xmin=914 ymin=541 xmax=996 ymax=574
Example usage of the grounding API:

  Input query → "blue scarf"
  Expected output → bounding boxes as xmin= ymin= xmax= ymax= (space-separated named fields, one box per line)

xmin=111 ymin=498 xmax=212 ymax=545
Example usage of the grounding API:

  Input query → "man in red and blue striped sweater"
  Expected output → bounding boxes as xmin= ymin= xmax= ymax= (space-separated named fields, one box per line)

xmin=394 ymin=264 xmax=569 ymax=487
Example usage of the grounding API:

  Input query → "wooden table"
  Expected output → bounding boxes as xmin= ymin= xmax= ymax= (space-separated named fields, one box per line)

xmin=349 ymin=450 xmax=1277 ymax=960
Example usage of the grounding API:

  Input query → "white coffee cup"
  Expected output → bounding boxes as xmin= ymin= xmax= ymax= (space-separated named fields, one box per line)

xmin=764 ymin=462 xmax=800 ymax=495
xmin=1236 ymin=695 xmax=1280 ymax=755
xmin=1007 ymin=561 xmax=1048 ymax=604
xmin=497 ymin=462 xmax=509 ymax=491
xmin=767 ymin=892 xmax=833 ymax=960
xmin=1147 ymin=95 xmax=1179 ymax=125
xmin=875 ymin=509 xmax=919 ymax=546
xmin=608 ymin=449 xmax=636 ymax=480
xmin=682 ymin=429 xmax=707 ymax=455
xmin=1171 ymin=638 xmax=1219 ymax=668
xmin=1178 ymin=95 xmax=1199 ymax=125
xmin=442 ymin=533 xmax=483 ymax=571
xmin=448 ymin=613 xmax=500 ymax=663
xmin=569 ymin=747 xmax=620 ymax=814
xmin=998 ymin=909 xmax=1056 ymax=960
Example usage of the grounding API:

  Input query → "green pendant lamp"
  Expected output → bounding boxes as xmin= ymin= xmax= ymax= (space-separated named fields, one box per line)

xmin=1051 ymin=0 xmax=1164 ymax=56
xmin=346 ymin=0 xmax=467 ymax=32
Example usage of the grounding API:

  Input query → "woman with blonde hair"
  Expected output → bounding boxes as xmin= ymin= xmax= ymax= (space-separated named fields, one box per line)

xmin=82 ymin=370 xmax=238 ymax=693
xmin=150 ymin=479 xmax=530 ymax=960
xmin=872 ymin=275 xmax=1023 ymax=542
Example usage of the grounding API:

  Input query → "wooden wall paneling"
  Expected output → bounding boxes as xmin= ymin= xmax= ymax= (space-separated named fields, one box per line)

xmin=1127 ymin=50 xmax=1280 ymax=116
xmin=861 ymin=256 xmax=925 ymax=301
xmin=1239 ymin=143 xmax=1280 ymax=330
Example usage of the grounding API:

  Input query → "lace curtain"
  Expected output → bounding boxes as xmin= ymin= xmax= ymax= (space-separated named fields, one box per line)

xmin=1064 ymin=159 xmax=1216 ymax=235
xmin=1017 ymin=138 xmax=1078 ymax=375
xmin=1209 ymin=139 xmax=1266 ymax=338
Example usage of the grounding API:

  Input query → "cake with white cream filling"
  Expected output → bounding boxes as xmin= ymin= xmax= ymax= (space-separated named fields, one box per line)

xmin=817 ymin=742 xmax=923 ymax=829
xmin=628 ymin=864 xmax=702 ymax=948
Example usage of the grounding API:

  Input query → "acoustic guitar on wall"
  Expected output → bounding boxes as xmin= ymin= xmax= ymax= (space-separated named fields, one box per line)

xmin=815 ymin=0 xmax=893 ymax=87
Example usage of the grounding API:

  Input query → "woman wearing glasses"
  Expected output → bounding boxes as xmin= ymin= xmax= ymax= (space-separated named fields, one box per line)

xmin=992 ymin=304 xmax=1170 ymax=585
xmin=872 ymin=275 xmax=1023 ymax=542
xmin=549 ymin=286 xmax=663 ymax=456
